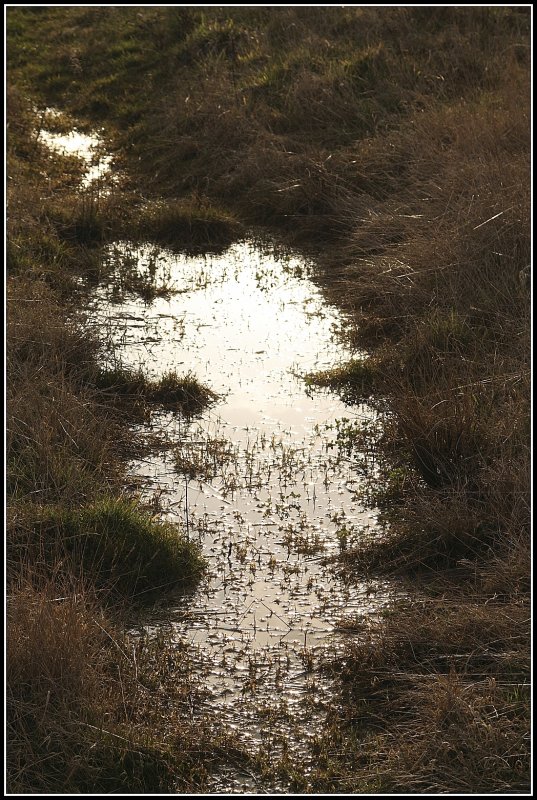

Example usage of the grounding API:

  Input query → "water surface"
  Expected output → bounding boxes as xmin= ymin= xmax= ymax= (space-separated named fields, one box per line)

xmin=38 ymin=113 xmax=112 ymax=187
xmin=40 ymin=116 xmax=392 ymax=786
xmin=90 ymin=239 xmax=392 ymax=781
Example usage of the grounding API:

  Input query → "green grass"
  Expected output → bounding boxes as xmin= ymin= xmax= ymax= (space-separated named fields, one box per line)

xmin=33 ymin=498 xmax=205 ymax=599
xmin=306 ymin=358 xmax=377 ymax=403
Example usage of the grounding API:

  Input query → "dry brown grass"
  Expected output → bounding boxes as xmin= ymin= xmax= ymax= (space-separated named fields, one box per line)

xmin=310 ymin=597 xmax=530 ymax=793
xmin=6 ymin=290 xmax=219 ymax=791
xmin=7 ymin=576 xmax=229 ymax=793
xmin=6 ymin=277 xmax=121 ymax=507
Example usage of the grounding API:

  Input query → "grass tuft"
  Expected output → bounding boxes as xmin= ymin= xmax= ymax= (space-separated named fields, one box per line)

xmin=138 ymin=197 xmax=243 ymax=251
xmin=306 ymin=358 xmax=376 ymax=403
xmin=33 ymin=497 xmax=205 ymax=599
xmin=96 ymin=366 xmax=219 ymax=416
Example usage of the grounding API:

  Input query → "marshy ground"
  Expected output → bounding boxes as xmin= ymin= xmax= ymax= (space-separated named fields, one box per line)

xmin=7 ymin=7 xmax=530 ymax=794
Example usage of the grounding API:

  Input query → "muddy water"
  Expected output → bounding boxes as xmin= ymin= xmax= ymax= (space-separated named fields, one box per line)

xmin=91 ymin=239 xmax=394 ymax=788
xmin=42 ymin=121 xmax=393 ymax=789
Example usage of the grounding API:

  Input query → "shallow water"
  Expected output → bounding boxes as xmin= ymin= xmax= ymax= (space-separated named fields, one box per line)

xmin=90 ymin=238 xmax=394 ymax=784
xmin=38 ymin=114 xmax=112 ymax=187
xmin=39 ymin=117 xmax=392 ymax=786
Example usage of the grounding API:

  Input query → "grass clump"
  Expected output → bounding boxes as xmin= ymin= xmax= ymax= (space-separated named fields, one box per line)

xmin=51 ymin=189 xmax=106 ymax=245
xmin=138 ymin=197 xmax=243 ymax=251
xmin=306 ymin=358 xmax=376 ymax=403
xmin=96 ymin=365 xmax=218 ymax=416
xmin=29 ymin=498 xmax=205 ymax=599
xmin=150 ymin=370 xmax=219 ymax=412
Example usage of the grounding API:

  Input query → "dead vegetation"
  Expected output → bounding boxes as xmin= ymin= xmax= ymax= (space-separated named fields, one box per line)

xmin=310 ymin=597 xmax=530 ymax=793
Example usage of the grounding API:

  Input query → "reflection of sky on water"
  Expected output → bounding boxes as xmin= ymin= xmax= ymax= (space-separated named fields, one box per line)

xmin=39 ymin=122 xmax=112 ymax=186
xmin=97 ymin=240 xmax=346 ymax=398
xmin=91 ymin=237 xmax=393 ymax=777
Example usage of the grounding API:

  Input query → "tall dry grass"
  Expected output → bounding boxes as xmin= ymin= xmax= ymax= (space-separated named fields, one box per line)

xmin=7 ymin=577 xmax=221 ymax=793
xmin=310 ymin=597 xmax=530 ymax=793
xmin=6 ymin=271 xmax=212 ymax=790
xmin=304 ymin=58 xmax=530 ymax=792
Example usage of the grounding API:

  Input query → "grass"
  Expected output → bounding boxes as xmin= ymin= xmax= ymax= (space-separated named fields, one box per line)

xmin=14 ymin=498 xmax=206 ymax=600
xmin=308 ymin=597 xmax=530 ymax=793
xmin=6 ymin=271 xmax=217 ymax=787
xmin=51 ymin=188 xmax=106 ymax=246
xmin=6 ymin=79 xmax=225 ymax=791
xmin=306 ymin=358 xmax=377 ymax=404
xmin=149 ymin=370 xmax=219 ymax=412
xmin=137 ymin=197 xmax=243 ymax=252
xmin=7 ymin=5 xmax=530 ymax=794
xmin=7 ymin=580 xmax=234 ymax=793
xmin=96 ymin=366 xmax=219 ymax=416
xmin=173 ymin=435 xmax=235 ymax=482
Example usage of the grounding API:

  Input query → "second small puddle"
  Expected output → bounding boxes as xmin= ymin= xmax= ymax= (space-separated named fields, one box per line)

xmin=38 ymin=108 xmax=112 ymax=187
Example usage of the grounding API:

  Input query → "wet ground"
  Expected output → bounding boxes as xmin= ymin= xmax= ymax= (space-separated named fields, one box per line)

xmin=43 ymin=120 xmax=395 ymax=790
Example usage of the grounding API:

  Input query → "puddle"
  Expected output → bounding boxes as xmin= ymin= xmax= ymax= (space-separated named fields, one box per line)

xmin=39 ymin=119 xmax=394 ymax=788
xmin=38 ymin=110 xmax=112 ymax=187
xmin=90 ymin=238 xmax=395 ymax=785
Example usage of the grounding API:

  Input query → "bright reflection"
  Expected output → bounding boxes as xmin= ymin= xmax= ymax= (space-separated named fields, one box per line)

xmin=98 ymin=240 xmax=349 ymax=413
xmin=39 ymin=124 xmax=112 ymax=187
xmin=91 ymin=237 xmax=394 ymax=767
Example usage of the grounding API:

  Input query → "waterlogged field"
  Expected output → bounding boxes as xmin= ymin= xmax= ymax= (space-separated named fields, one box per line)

xmin=9 ymin=9 xmax=530 ymax=790
xmin=36 ymin=117 xmax=396 ymax=790
xmin=89 ymin=237 xmax=395 ymax=785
